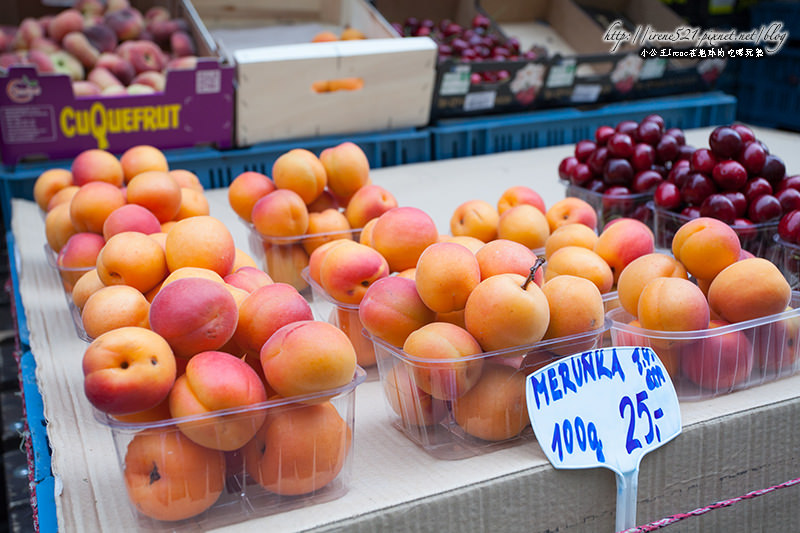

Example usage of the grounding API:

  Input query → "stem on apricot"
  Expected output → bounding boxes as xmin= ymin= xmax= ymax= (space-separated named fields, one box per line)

xmin=522 ymin=257 xmax=546 ymax=290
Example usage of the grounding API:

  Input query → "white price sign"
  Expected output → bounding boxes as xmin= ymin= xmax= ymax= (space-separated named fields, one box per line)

xmin=526 ymin=346 xmax=681 ymax=531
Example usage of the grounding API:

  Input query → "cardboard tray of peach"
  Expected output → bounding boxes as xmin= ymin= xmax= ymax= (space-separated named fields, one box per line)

xmin=15 ymin=125 xmax=800 ymax=530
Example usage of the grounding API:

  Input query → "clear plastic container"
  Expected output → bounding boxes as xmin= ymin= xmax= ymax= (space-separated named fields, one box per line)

xmin=767 ymin=234 xmax=800 ymax=290
xmin=649 ymin=201 xmax=780 ymax=259
xmin=247 ymin=225 xmax=361 ymax=298
xmin=44 ymin=243 xmax=93 ymax=294
xmin=561 ymin=180 xmax=654 ymax=230
xmin=95 ymin=366 xmax=366 ymax=530
xmin=607 ymin=293 xmax=800 ymax=401
xmin=365 ymin=319 xmax=611 ymax=460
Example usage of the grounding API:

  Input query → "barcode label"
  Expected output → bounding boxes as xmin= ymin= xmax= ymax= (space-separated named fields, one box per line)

xmin=464 ymin=91 xmax=496 ymax=111
xmin=571 ymin=84 xmax=602 ymax=103
xmin=196 ymin=70 xmax=221 ymax=94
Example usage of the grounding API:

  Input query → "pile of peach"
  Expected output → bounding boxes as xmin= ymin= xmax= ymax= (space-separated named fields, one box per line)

xmin=612 ymin=216 xmax=797 ymax=392
xmin=227 ymin=142 xmax=398 ymax=291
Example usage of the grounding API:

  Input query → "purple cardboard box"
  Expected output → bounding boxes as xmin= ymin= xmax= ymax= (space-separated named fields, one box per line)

xmin=0 ymin=59 xmax=234 ymax=166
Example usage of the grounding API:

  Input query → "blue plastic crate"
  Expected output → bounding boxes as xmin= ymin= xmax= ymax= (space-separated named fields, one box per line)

xmin=750 ymin=1 xmax=800 ymax=35
xmin=430 ymin=92 xmax=738 ymax=160
xmin=737 ymin=47 xmax=800 ymax=131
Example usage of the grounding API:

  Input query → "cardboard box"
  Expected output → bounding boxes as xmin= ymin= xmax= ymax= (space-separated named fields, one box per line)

xmin=191 ymin=0 xmax=437 ymax=146
xmin=376 ymin=0 xmax=726 ymax=119
xmin=0 ymin=0 xmax=235 ymax=167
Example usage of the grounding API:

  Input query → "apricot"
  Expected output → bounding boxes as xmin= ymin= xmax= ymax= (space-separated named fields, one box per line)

xmin=262 ymin=242 xmax=310 ymax=292
xmin=311 ymin=30 xmax=338 ymax=42
xmin=340 ymin=27 xmax=366 ymax=40
xmin=402 ymin=322 xmax=484 ymax=400
xmin=56 ymin=231 xmax=106 ymax=291
xmin=223 ymin=266 xmax=273 ymax=293
xmin=450 ymin=199 xmax=500 ymax=243
xmin=544 ymin=223 xmax=598 ymax=260
xmin=638 ymin=277 xmax=710 ymax=331
xmin=125 ymin=170 xmax=182 ymax=223
xmin=33 ymin=168 xmax=73 ymax=211
xmin=438 ymin=234 xmax=485 ymax=254
xmin=251 ymin=188 xmax=309 ymax=238
xmin=124 ymin=427 xmax=225 ymax=521
xmin=344 ymin=184 xmax=398 ymax=229
xmin=358 ymin=276 xmax=436 ymax=347
xmin=475 ymin=238 xmax=542 ymax=283
xmin=616 ymin=253 xmax=688 ymax=317
xmin=169 ymin=169 xmax=204 ymax=192
xmin=681 ymin=319 xmax=754 ymax=391
xmin=497 ymin=185 xmax=546 ymax=215
xmin=119 ymin=145 xmax=169 ymax=183
xmin=320 ymin=142 xmax=370 ymax=199
xmin=149 ymin=277 xmax=239 ymax=358
xmin=71 ymin=148 xmax=123 ymax=187
xmin=174 ymin=187 xmax=210 ymax=219
xmin=593 ymin=218 xmax=654 ymax=283
xmin=164 ymin=215 xmax=236 ymax=277
xmin=71 ymin=268 xmax=104 ymax=312
xmin=160 ymin=266 xmax=225 ymax=288
xmin=464 ymin=272 xmax=550 ymax=351
xmin=452 ymin=363 xmax=529 ymax=441
xmin=96 ymin=231 xmax=168 ymax=293
xmin=303 ymin=208 xmax=353 ymax=255
xmin=102 ymin=203 xmax=162 ymax=240
xmin=334 ymin=306 xmax=377 ymax=367
xmin=707 ymin=258 xmax=791 ymax=323
xmin=243 ymin=401 xmax=351 ymax=495
xmin=318 ymin=240 xmax=389 ymax=305
xmin=307 ymin=189 xmax=341 ymax=213
xmin=232 ymin=247 xmax=259 ymax=271
xmin=545 ymin=246 xmax=614 ymax=294
xmin=169 ymin=350 xmax=267 ymax=450
xmin=46 ymin=185 xmax=80 ymax=212
xmin=307 ymin=239 xmax=351 ymax=286
xmin=754 ymin=308 xmax=800 ymax=372
xmin=227 ymin=171 xmax=276 ymax=223
xmin=541 ymin=275 xmax=605 ymax=340
xmin=81 ymin=284 xmax=150 ymax=339
xmin=69 ymin=180 xmax=126 ymax=234
xmin=371 ymin=206 xmax=439 ymax=272
xmin=382 ymin=364 xmax=447 ymax=427
xmin=545 ymin=197 xmax=597 ymax=232
xmin=45 ymin=202 xmax=78 ymax=253
xmin=497 ymin=204 xmax=550 ymax=250
xmin=415 ymin=242 xmax=481 ymax=313
xmin=671 ymin=217 xmax=741 ymax=281
xmin=272 ymin=148 xmax=327 ymax=205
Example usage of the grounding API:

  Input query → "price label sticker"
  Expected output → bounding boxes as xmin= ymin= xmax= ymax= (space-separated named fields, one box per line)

xmin=526 ymin=346 xmax=681 ymax=476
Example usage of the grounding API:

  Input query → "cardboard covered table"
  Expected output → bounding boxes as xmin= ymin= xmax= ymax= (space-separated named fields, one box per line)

xmin=11 ymin=126 xmax=800 ymax=532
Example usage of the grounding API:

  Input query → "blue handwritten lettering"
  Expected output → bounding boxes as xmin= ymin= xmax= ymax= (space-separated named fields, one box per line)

xmin=530 ymin=373 xmax=549 ymax=409
xmin=548 ymin=367 xmax=563 ymax=402
xmin=595 ymin=349 xmax=612 ymax=380
xmin=581 ymin=351 xmax=596 ymax=381
xmin=558 ymin=361 xmax=577 ymax=394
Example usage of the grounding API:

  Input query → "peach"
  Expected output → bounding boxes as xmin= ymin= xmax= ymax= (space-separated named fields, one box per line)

xmin=125 ymin=170 xmax=182 ymax=223
xmin=262 ymin=242 xmax=310 ymax=292
xmin=69 ymin=180 xmax=126 ymax=234
xmin=371 ymin=207 xmax=439 ymax=273
xmin=101 ymin=203 xmax=162 ymax=240
xmin=164 ymin=215 xmax=236 ymax=277
xmin=638 ymin=277 xmax=710 ymax=331
xmin=70 ymin=148 xmax=123 ymax=187
xmin=303 ymin=208 xmax=353 ymax=255
xmin=671 ymin=217 xmax=742 ymax=281
xmin=541 ymin=274 xmax=605 ymax=340
xmin=242 ymin=401 xmax=350 ymax=495
xmin=56 ymin=232 xmax=106 ymax=290
xmin=169 ymin=169 xmax=203 ymax=192
xmin=124 ymin=427 xmax=225 ymax=521
xmin=382 ymin=364 xmax=447 ymax=427
xmin=33 ymin=168 xmax=73 ymax=211
xmin=149 ymin=277 xmax=239 ymax=358
xmin=616 ymin=253 xmax=689 ymax=317
xmin=320 ymin=141 xmax=370 ymax=199
xmin=344 ymin=184 xmax=398 ymax=228
xmin=62 ymin=31 xmax=99 ymax=69
xmin=593 ymin=218 xmax=655 ymax=283
xmin=475 ymin=238 xmax=542 ymax=283
xmin=438 ymin=234 xmax=485 ymax=254
xmin=545 ymin=197 xmax=598 ymax=232
xmin=223 ymin=266 xmax=273 ymax=293
xmin=46 ymin=185 xmax=80 ymax=212
xmin=169 ymin=350 xmax=267 ymax=450
xmin=497 ymin=185 xmax=546 ymax=215
xmin=82 ymin=326 xmax=176 ymax=415
xmin=414 ymin=242 xmax=481 ymax=313
xmin=260 ymin=320 xmax=357 ymax=398
xmin=358 ymin=276 xmax=436 ymax=347
xmin=544 ymin=246 xmax=614 ymax=294
xmin=233 ymin=283 xmax=314 ymax=358
xmin=227 ymin=171 xmax=276 ymax=223
xmin=81 ymin=284 xmax=150 ymax=339
xmin=452 ymin=363 xmax=529 ymax=441
xmin=497 ymin=204 xmax=550 ymax=250
xmin=71 ymin=268 xmax=104 ymax=311
xmin=271 ymin=148 xmax=327 ymax=205
xmin=45 ymin=202 xmax=78 ymax=253
xmin=544 ymin=222 xmax=598 ymax=260
xmin=96 ymin=231 xmax=168 ymax=293
xmin=87 ymin=65 xmax=124 ymax=91
xmin=681 ymin=319 xmax=753 ymax=391
xmin=105 ymin=6 xmax=144 ymax=41
xmin=403 ymin=322 xmax=484 ymax=400
xmin=449 ymin=199 xmax=500 ymax=242
xmin=132 ymin=70 xmax=166 ymax=92
xmin=464 ymin=272 xmax=550 ymax=351
xmin=174 ymin=187 xmax=210 ymax=219
xmin=251 ymin=189 xmax=309 ymax=238
xmin=707 ymin=258 xmax=791 ymax=323
xmin=48 ymin=8 xmax=85 ymax=45
xmin=318 ymin=240 xmax=390 ymax=305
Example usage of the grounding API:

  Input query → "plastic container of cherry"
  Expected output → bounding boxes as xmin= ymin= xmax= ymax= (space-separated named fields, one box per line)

xmin=95 ymin=366 xmax=366 ymax=531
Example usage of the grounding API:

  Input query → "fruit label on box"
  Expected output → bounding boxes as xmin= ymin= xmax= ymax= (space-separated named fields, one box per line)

xmin=525 ymin=346 xmax=681 ymax=475
xmin=545 ymin=60 xmax=576 ymax=89
xmin=463 ymin=91 xmax=497 ymax=112
xmin=439 ymin=65 xmax=471 ymax=96
xmin=570 ymin=84 xmax=602 ymax=104
xmin=639 ymin=58 xmax=668 ymax=80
